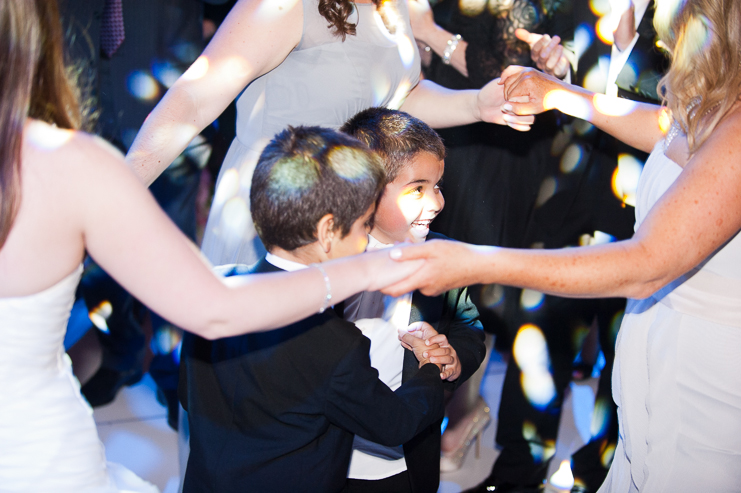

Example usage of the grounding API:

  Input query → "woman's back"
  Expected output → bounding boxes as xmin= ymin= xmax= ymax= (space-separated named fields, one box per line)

xmin=0 ymin=121 xmax=91 ymax=297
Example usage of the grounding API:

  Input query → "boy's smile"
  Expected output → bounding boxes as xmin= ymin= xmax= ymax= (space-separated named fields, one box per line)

xmin=372 ymin=152 xmax=445 ymax=244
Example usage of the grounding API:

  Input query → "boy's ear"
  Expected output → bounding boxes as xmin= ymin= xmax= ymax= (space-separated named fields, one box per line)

xmin=316 ymin=213 xmax=336 ymax=253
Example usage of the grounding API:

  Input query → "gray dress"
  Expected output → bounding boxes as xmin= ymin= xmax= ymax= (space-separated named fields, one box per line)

xmin=201 ymin=0 xmax=421 ymax=265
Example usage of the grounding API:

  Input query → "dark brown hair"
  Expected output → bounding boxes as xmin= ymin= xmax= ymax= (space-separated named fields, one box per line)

xmin=0 ymin=0 xmax=83 ymax=248
xmin=340 ymin=107 xmax=446 ymax=182
xmin=250 ymin=126 xmax=385 ymax=252
xmin=318 ymin=0 xmax=381 ymax=40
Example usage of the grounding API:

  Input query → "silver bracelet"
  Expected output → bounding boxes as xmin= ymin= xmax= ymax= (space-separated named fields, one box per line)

xmin=311 ymin=263 xmax=332 ymax=313
xmin=442 ymin=34 xmax=461 ymax=65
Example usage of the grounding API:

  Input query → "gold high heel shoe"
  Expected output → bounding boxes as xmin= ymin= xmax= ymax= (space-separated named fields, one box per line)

xmin=440 ymin=397 xmax=491 ymax=472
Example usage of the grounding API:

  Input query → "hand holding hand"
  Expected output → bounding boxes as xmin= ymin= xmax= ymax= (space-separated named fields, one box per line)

xmin=385 ymin=240 xmax=489 ymax=297
xmin=499 ymin=65 xmax=565 ymax=116
xmin=515 ymin=28 xmax=570 ymax=80
xmin=364 ymin=247 xmax=424 ymax=292
xmin=477 ymin=78 xmax=535 ymax=131
xmin=407 ymin=0 xmax=436 ymax=43
xmin=404 ymin=322 xmax=461 ymax=380
xmin=399 ymin=327 xmax=442 ymax=371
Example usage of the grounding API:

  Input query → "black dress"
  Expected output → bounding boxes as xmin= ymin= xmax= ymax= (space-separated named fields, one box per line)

xmin=425 ymin=0 xmax=573 ymax=345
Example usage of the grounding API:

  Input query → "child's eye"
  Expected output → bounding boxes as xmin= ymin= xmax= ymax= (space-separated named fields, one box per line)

xmin=409 ymin=186 xmax=424 ymax=196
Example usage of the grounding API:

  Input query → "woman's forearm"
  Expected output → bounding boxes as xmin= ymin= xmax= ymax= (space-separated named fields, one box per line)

xmin=417 ymin=24 xmax=469 ymax=77
xmin=502 ymin=67 xmax=666 ymax=152
xmin=125 ymin=84 xmax=206 ymax=185
xmin=401 ymin=80 xmax=481 ymax=128
xmin=541 ymin=83 xmax=666 ymax=153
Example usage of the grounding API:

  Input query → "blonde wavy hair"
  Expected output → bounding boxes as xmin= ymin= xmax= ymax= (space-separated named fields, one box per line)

xmin=654 ymin=0 xmax=741 ymax=154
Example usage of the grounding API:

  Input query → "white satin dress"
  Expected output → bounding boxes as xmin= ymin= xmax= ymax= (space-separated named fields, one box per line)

xmin=0 ymin=265 xmax=159 ymax=493
xmin=598 ymin=140 xmax=741 ymax=492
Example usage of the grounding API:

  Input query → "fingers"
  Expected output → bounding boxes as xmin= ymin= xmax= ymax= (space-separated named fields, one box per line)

xmin=502 ymin=113 xmax=534 ymax=131
xmin=500 ymin=65 xmax=527 ymax=85
xmin=425 ymin=334 xmax=449 ymax=346
xmin=514 ymin=28 xmax=539 ymax=46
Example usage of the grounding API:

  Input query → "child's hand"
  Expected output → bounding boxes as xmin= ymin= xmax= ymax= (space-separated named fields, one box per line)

xmin=401 ymin=322 xmax=461 ymax=381
xmin=399 ymin=329 xmax=442 ymax=371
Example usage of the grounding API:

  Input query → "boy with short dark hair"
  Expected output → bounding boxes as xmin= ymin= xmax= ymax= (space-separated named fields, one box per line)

xmin=180 ymin=126 xmax=446 ymax=493
xmin=340 ymin=108 xmax=486 ymax=493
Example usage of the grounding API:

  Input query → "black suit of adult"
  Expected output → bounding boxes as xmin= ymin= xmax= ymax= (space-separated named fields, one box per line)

xmin=394 ymin=231 xmax=486 ymax=493
xmin=180 ymin=258 xmax=446 ymax=493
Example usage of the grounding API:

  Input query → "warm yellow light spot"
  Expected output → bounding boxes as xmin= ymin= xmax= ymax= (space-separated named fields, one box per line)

xmin=387 ymin=297 xmax=412 ymax=327
xmin=89 ymin=301 xmax=113 ymax=333
xmin=593 ymin=93 xmax=637 ymax=116
xmin=396 ymin=33 xmax=417 ymax=69
xmin=182 ymin=56 xmax=209 ymax=81
xmin=611 ymin=153 xmax=644 ymax=207
xmin=387 ymin=79 xmax=413 ymax=110
xmin=595 ymin=15 xmax=615 ymax=45
xmin=550 ymin=460 xmax=575 ymax=490
xmin=601 ymin=442 xmax=616 ymax=468
xmin=589 ymin=0 xmax=611 ymax=16
xmin=658 ymin=107 xmax=672 ymax=134
xmin=254 ymin=0 xmax=300 ymax=22
xmin=26 ymin=121 xmax=74 ymax=151
xmin=543 ymin=90 xmax=592 ymax=120
xmin=514 ymin=324 xmax=556 ymax=409
xmin=458 ymin=0 xmax=486 ymax=17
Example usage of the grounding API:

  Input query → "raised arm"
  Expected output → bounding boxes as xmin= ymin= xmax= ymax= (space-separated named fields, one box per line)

xmin=125 ymin=0 xmax=303 ymax=185
xmin=73 ymin=135 xmax=422 ymax=340
xmin=500 ymin=65 xmax=666 ymax=153
xmin=400 ymin=79 xmax=534 ymax=131
xmin=384 ymin=105 xmax=741 ymax=299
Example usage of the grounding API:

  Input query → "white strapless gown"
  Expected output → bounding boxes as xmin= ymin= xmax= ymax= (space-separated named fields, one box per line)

xmin=0 ymin=265 xmax=159 ymax=493
xmin=598 ymin=142 xmax=741 ymax=492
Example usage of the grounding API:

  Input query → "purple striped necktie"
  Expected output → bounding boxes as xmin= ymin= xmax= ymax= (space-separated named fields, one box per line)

xmin=100 ymin=0 xmax=125 ymax=58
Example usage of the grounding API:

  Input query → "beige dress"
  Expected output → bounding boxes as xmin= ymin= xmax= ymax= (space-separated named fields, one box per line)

xmin=201 ymin=0 xmax=421 ymax=265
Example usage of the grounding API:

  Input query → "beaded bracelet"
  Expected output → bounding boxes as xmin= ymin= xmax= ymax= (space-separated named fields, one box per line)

xmin=442 ymin=34 xmax=462 ymax=65
xmin=312 ymin=263 xmax=332 ymax=313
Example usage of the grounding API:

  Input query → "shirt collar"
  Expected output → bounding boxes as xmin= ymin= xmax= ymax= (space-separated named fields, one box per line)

xmin=265 ymin=252 xmax=309 ymax=272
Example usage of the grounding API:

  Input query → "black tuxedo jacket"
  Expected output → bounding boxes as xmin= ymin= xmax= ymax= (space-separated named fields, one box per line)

xmin=614 ymin=1 xmax=669 ymax=104
xmin=179 ymin=258 xmax=445 ymax=493
xmin=401 ymin=232 xmax=485 ymax=493
xmin=338 ymin=231 xmax=485 ymax=492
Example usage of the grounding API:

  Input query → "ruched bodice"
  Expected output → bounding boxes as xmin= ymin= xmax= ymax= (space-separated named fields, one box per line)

xmin=0 ymin=266 xmax=158 ymax=493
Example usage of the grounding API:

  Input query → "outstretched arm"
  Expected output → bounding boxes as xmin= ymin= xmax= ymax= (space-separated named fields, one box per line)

xmin=125 ymin=0 xmax=303 ymax=185
xmin=76 ymin=135 xmax=422 ymax=340
xmin=401 ymin=79 xmax=534 ymax=131
xmin=383 ymin=106 xmax=741 ymax=299
xmin=500 ymin=65 xmax=666 ymax=153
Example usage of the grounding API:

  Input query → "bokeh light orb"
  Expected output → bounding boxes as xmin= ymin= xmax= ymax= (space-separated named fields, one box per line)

xmin=520 ymin=289 xmax=545 ymax=311
xmin=127 ymin=71 xmax=160 ymax=101
xmin=560 ymin=143 xmax=583 ymax=173
xmin=612 ymin=153 xmax=644 ymax=207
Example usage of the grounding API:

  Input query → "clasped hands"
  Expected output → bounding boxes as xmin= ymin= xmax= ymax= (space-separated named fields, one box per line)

xmin=398 ymin=321 xmax=461 ymax=381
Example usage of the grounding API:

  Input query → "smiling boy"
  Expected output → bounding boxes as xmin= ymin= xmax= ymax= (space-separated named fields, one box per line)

xmin=340 ymin=108 xmax=485 ymax=493
xmin=179 ymin=126 xmax=447 ymax=493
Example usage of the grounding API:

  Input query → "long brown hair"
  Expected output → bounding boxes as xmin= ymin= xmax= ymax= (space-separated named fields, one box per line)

xmin=0 ymin=0 xmax=82 ymax=249
xmin=655 ymin=0 xmax=741 ymax=153
xmin=318 ymin=0 xmax=382 ymax=40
